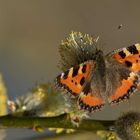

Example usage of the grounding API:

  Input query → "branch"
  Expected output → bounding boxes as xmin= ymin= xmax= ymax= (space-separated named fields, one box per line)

xmin=0 ymin=113 xmax=114 ymax=131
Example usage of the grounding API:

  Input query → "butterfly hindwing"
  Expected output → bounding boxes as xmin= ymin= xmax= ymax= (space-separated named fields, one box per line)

xmin=55 ymin=61 xmax=95 ymax=97
xmin=108 ymin=72 xmax=140 ymax=104
xmin=78 ymin=82 xmax=105 ymax=112
xmin=78 ymin=92 xmax=105 ymax=112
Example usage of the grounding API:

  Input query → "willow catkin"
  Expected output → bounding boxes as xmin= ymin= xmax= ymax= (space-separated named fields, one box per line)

xmin=115 ymin=112 xmax=140 ymax=140
xmin=58 ymin=31 xmax=98 ymax=71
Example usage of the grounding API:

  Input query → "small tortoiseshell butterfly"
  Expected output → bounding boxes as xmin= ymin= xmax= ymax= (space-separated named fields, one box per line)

xmin=55 ymin=33 xmax=140 ymax=113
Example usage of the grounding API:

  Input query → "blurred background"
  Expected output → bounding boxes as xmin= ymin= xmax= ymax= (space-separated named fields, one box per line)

xmin=0 ymin=0 xmax=140 ymax=139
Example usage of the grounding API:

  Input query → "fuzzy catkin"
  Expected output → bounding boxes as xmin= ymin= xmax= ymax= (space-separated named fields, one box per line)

xmin=115 ymin=112 xmax=140 ymax=140
xmin=59 ymin=31 xmax=98 ymax=71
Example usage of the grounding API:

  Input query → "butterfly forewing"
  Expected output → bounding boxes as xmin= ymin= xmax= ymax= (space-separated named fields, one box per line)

xmin=109 ymin=44 xmax=140 ymax=73
xmin=55 ymin=61 xmax=95 ymax=97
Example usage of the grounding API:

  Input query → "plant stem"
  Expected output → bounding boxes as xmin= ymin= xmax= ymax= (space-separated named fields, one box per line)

xmin=0 ymin=113 xmax=114 ymax=131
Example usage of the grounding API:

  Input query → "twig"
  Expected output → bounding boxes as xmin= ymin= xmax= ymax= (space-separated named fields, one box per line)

xmin=0 ymin=113 xmax=114 ymax=131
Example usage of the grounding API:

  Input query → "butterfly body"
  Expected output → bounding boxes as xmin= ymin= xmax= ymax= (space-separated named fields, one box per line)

xmin=55 ymin=32 xmax=140 ymax=113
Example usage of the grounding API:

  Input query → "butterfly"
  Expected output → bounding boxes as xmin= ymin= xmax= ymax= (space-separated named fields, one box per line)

xmin=55 ymin=34 xmax=140 ymax=113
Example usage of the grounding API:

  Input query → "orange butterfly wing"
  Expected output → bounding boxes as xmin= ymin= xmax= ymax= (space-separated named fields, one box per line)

xmin=55 ymin=61 xmax=95 ymax=96
xmin=55 ymin=60 xmax=105 ymax=112
xmin=108 ymin=72 xmax=140 ymax=104
xmin=112 ymin=44 xmax=140 ymax=73
xmin=107 ymin=44 xmax=140 ymax=104
xmin=78 ymin=91 xmax=105 ymax=112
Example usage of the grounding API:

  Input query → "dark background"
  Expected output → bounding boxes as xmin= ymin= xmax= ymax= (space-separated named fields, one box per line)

xmin=0 ymin=0 xmax=140 ymax=139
